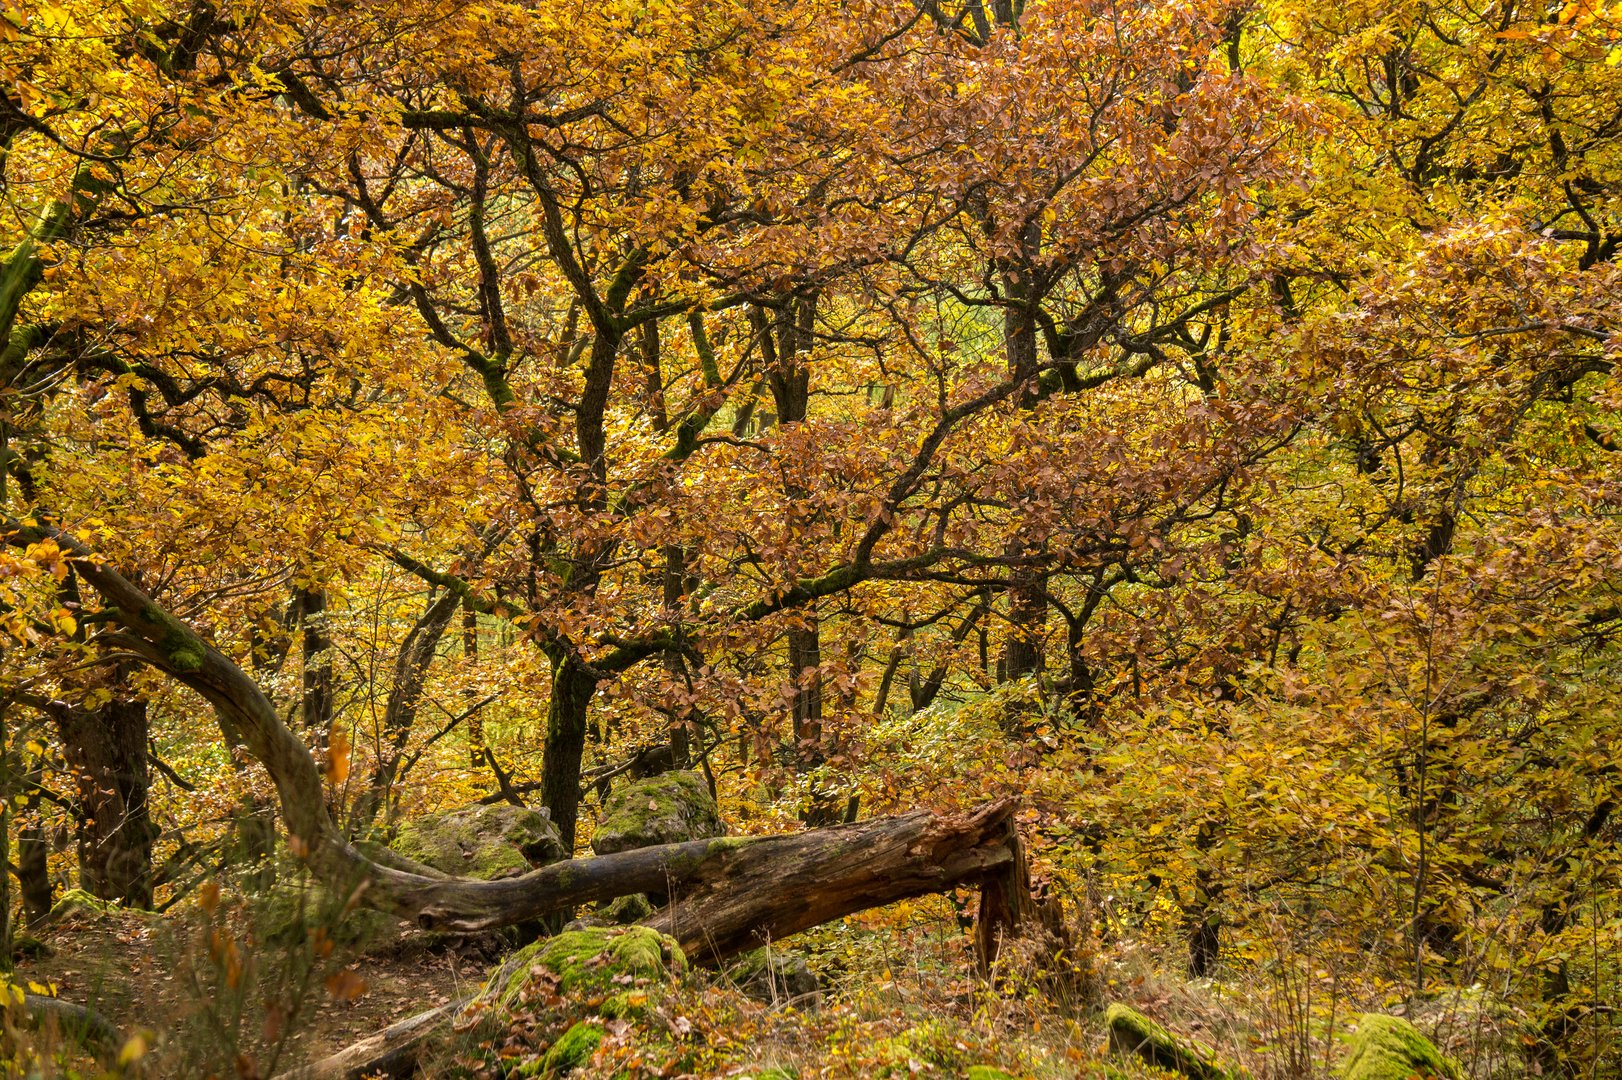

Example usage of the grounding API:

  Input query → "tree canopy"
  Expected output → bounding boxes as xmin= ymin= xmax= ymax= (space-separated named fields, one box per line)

xmin=0 ymin=0 xmax=1619 ymax=1076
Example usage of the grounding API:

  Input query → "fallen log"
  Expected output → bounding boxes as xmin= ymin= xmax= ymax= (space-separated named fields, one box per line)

xmin=275 ymin=801 xmax=1049 ymax=1080
xmin=19 ymin=993 xmax=125 ymax=1060
xmin=387 ymin=798 xmax=1024 ymax=950
xmin=0 ymin=521 xmax=1055 ymax=955
xmin=648 ymin=799 xmax=1021 ymax=962
xmin=273 ymin=999 xmax=466 ymax=1080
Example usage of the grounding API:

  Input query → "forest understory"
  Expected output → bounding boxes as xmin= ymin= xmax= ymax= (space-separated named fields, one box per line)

xmin=0 ymin=0 xmax=1618 ymax=1077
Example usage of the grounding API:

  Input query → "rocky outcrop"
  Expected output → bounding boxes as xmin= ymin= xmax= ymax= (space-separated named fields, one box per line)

xmin=492 ymin=926 xmax=688 ymax=1006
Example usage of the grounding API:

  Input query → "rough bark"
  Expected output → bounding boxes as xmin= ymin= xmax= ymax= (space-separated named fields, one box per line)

xmin=297 ymin=587 xmax=333 ymax=753
xmin=278 ymin=803 xmax=1043 ymax=1080
xmin=49 ymin=690 xmax=155 ymax=908
xmin=540 ymin=654 xmax=598 ymax=853
xmin=650 ymin=799 xmax=1021 ymax=962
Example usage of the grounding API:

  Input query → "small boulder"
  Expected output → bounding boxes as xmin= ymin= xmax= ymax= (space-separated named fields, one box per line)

xmin=392 ymin=804 xmax=565 ymax=879
xmin=592 ymin=771 xmax=724 ymax=856
xmin=727 ymin=947 xmax=820 ymax=1004
xmin=492 ymin=925 xmax=688 ymax=1006
xmin=1105 ymin=1003 xmax=1231 ymax=1080
xmin=47 ymin=888 xmax=113 ymax=923
xmin=599 ymin=892 xmax=654 ymax=925
xmin=1341 ymin=1014 xmax=1460 ymax=1080
xmin=966 ymin=1069 xmax=1017 ymax=1080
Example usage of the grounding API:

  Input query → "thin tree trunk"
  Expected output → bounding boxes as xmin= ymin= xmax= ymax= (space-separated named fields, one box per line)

xmin=17 ymin=749 xmax=51 ymax=924
xmin=297 ymin=587 xmax=333 ymax=754
xmin=541 ymin=655 xmax=598 ymax=853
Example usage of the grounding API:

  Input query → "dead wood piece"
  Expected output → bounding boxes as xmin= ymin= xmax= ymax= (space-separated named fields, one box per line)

xmin=649 ymin=799 xmax=1020 ymax=962
xmin=271 ymin=999 xmax=466 ymax=1080
xmin=21 ymin=993 xmax=125 ymax=1058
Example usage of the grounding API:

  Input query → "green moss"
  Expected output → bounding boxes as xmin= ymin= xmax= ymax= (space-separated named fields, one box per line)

xmin=748 ymin=1069 xmax=797 ymax=1080
xmin=599 ymin=892 xmax=653 ymax=924
xmin=1340 ymin=1014 xmax=1460 ymax=1080
xmin=1105 ymin=1003 xmax=1231 ymax=1080
xmin=48 ymin=888 xmax=113 ymax=922
xmin=142 ymin=603 xmax=205 ymax=671
xmin=10 ymin=935 xmax=50 ymax=960
xmin=966 ymin=1068 xmax=1017 ymax=1080
xmin=867 ymin=1021 xmax=971 ymax=1077
xmin=592 ymin=771 xmax=725 ymax=856
xmin=540 ymin=1021 xmax=604 ymax=1075
xmin=392 ymin=804 xmax=564 ymax=879
xmin=496 ymin=926 xmax=687 ymax=1006
xmin=597 ymin=989 xmax=653 ymax=1020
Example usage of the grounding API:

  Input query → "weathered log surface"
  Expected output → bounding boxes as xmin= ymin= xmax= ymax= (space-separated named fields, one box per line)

xmin=271 ymin=802 xmax=1040 ymax=1080
xmin=378 ymin=799 xmax=1015 ymax=943
xmin=273 ymin=999 xmax=465 ymax=1080
xmin=649 ymin=800 xmax=1019 ymax=961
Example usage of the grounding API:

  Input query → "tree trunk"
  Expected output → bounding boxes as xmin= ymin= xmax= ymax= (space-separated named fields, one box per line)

xmin=541 ymin=655 xmax=599 ymax=853
xmin=787 ymin=622 xmax=823 ymax=763
xmin=53 ymin=693 xmax=155 ymax=908
xmin=297 ymin=587 xmax=333 ymax=754
xmin=279 ymin=805 xmax=1053 ymax=1080
xmin=274 ymin=999 xmax=463 ymax=1080
xmin=1002 ymin=566 xmax=1047 ymax=682
xmin=17 ymin=750 xmax=52 ymax=924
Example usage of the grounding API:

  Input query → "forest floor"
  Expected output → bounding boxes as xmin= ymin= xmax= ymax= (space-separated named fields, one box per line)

xmin=6 ymin=902 xmax=1525 ymax=1079
xmin=13 ymin=905 xmax=508 ymax=1070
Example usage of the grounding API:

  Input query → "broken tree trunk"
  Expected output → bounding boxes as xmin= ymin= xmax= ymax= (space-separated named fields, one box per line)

xmin=369 ymin=798 xmax=1027 ymax=947
xmin=649 ymin=799 xmax=1019 ymax=961
xmin=280 ymin=802 xmax=1049 ymax=1080
xmin=275 ymin=802 xmax=1044 ymax=1080
xmin=274 ymin=999 xmax=466 ymax=1080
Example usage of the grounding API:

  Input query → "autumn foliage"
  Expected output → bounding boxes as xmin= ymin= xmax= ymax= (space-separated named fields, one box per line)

xmin=0 ymin=0 xmax=1620 ymax=1076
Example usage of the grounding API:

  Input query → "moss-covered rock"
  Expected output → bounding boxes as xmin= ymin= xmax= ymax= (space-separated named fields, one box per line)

xmin=1105 ymin=1003 xmax=1231 ymax=1080
xmin=537 ymin=1020 xmax=604 ymax=1075
xmin=592 ymin=771 xmax=725 ymax=856
xmin=1340 ymin=1014 xmax=1460 ymax=1080
xmin=392 ymin=804 xmax=565 ymax=879
xmin=745 ymin=1068 xmax=798 ymax=1080
xmin=966 ymin=1068 xmax=1017 ymax=1080
xmin=599 ymin=892 xmax=654 ymax=924
xmin=726 ymin=947 xmax=820 ymax=1004
xmin=494 ymin=926 xmax=688 ymax=1006
xmin=47 ymin=889 xmax=114 ymax=923
xmin=10 ymin=934 xmax=51 ymax=960
xmin=598 ymin=988 xmax=654 ymax=1020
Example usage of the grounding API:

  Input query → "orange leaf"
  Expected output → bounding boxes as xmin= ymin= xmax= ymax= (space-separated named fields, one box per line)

xmin=325 ymin=730 xmax=350 ymax=786
xmin=325 ymin=969 xmax=368 ymax=1002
